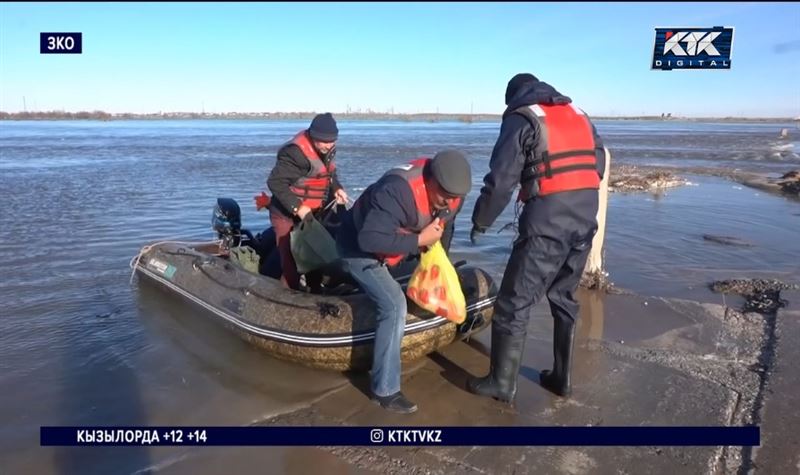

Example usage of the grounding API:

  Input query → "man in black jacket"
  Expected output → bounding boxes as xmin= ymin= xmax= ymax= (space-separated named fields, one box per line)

xmin=267 ymin=113 xmax=349 ymax=290
xmin=336 ymin=151 xmax=471 ymax=414
xmin=467 ymin=73 xmax=606 ymax=402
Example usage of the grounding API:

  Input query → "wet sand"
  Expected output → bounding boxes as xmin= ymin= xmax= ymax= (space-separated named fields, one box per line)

xmin=9 ymin=289 xmax=795 ymax=475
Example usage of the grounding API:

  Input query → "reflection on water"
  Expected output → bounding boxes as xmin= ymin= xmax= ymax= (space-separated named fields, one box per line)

xmin=1 ymin=119 xmax=798 ymax=473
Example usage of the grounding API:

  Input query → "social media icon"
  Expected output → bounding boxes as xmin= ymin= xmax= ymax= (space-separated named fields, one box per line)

xmin=370 ymin=429 xmax=384 ymax=443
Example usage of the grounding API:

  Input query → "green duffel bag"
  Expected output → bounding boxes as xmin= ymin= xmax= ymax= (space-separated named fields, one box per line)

xmin=290 ymin=214 xmax=340 ymax=274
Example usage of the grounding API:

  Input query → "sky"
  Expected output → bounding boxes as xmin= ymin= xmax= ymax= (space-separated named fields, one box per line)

xmin=1 ymin=2 xmax=799 ymax=117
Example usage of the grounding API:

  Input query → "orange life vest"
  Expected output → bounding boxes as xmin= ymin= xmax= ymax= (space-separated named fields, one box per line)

xmin=377 ymin=158 xmax=462 ymax=267
xmin=286 ymin=130 xmax=336 ymax=210
xmin=515 ymin=103 xmax=600 ymax=200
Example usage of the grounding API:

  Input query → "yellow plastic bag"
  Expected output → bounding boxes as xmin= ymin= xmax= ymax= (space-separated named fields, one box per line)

xmin=406 ymin=241 xmax=466 ymax=324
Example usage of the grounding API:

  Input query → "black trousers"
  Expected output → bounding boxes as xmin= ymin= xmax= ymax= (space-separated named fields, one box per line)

xmin=492 ymin=192 xmax=598 ymax=337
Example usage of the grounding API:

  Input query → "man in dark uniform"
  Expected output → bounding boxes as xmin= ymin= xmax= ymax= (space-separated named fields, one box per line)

xmin=267 ymin=113 xmax=349 ymax=290
xmin=467 ymin=73 xmax=606 ymax=402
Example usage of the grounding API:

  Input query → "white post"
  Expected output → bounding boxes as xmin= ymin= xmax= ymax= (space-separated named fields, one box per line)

xmin=585 ymin=147 xmax=611 ymax=274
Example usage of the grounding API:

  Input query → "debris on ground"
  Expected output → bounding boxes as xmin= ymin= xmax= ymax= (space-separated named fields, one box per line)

xmin=777 ymin=170 xmax=800 ymax=196
xmin=580 ymin=269 xmax=619 ymax=293
xmin=710 ymin=278 xmax=799 ymax=314
xmin=609 ymin=165 xmax=688 ymax=193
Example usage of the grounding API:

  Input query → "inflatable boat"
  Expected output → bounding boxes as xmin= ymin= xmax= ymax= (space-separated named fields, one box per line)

xmin=132 ymin=198 xmax=497 ymax=371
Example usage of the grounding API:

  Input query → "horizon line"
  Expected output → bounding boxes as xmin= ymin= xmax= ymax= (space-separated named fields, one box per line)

xmin=1 ymin=110 xmax=798 ymax=121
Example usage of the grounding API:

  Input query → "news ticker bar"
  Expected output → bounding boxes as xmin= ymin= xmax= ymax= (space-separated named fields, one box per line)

xmin=41 ymin=426 xmax=760 ymax=447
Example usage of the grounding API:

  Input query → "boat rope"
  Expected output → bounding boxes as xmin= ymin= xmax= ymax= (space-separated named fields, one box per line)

xmin=131 ymin=240 xmax=484 ymax=320
xmin=137 ymin=264 xmax=497 ymax=346
xmin=129 ymin=238 xmax=221 ymax=285
xmin=497 ymin=201 xmax=523 ymax=238
xmin=193 ymin=261 xmax=323 ymax=312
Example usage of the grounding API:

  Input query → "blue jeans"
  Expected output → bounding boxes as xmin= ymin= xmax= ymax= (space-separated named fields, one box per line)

xmin=338 ymin=247 xmax=407 ymax=397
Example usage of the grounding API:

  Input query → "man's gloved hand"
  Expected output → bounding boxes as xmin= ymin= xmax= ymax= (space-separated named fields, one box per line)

xmin=470 ymin=225 xmax=487 ymax=245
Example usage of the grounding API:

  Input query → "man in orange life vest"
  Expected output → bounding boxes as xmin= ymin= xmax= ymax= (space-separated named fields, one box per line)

xmin=267 ymin=113 xmax=349 ymax=290
xmin=467 ymin=73 xmax=606 ymax=402
xmin=336 ymin=151 xmax=471 ymax=414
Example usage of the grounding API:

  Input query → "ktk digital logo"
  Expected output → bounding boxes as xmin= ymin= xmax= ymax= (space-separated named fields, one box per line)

xmin=652 ymin=27 xmax=734 ymax=70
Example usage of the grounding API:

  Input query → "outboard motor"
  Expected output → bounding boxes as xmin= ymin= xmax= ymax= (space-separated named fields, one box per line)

xmin=212 ymin=198 xmax=243 ymax=251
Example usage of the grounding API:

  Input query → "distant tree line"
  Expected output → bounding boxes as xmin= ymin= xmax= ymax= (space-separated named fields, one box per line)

xmin=0 ymin=110 xmax=502 ymax=122
xmin=0 ymin=110 xmax=793 ymax=123
xmin=0 ymin=110 xmax=114 ymax=120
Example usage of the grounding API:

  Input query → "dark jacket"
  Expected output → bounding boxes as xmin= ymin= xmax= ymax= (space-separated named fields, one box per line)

xmin=267 ymin=140 xmax=343 ymax=218
xmin=471 ymin=80 xmax=606 ymax=231
xmin=337 ymin=168 xmax=457 ymax=259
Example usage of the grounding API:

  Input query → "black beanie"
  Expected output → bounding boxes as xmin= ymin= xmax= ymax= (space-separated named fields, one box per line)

xmin=308 ymin=113 xmax=339 ymax=142
xmin=429 ymin=150 xmax=472 ymax=196
xmin=505 ymin=73 xmax=538 ymax=105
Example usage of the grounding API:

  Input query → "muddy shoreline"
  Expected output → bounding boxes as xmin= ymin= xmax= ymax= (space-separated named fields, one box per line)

xmin=610 ymin=164 xmax=800 ymax=200
xmin=114 ymin=289 xmax=800 ymax=475
xmin=609 ymin=164 xmax=690 ymax=193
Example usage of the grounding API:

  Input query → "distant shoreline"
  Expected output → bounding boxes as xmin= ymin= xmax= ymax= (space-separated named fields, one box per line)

xmin=1 ymin=111 xmax=797 ymax=124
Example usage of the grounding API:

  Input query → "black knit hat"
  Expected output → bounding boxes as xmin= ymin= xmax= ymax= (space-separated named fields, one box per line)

xmin=308 ymin=113 xmax=339 ymax=142
xmin=505 ymin=73 xmax=538 ymax=105
xmin=430 ymin=150 xmax=471 ymax=196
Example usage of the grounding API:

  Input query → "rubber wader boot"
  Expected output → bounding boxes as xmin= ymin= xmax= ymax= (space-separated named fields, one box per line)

xmin=467 ymin=326 xmax=526 ymax=403
xmin=540 ymin=318 xmax=576 ymax=397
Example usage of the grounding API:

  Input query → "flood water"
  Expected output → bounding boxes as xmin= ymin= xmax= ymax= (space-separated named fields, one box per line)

xmin=1 ymin=119 xmax=798 ymax=473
